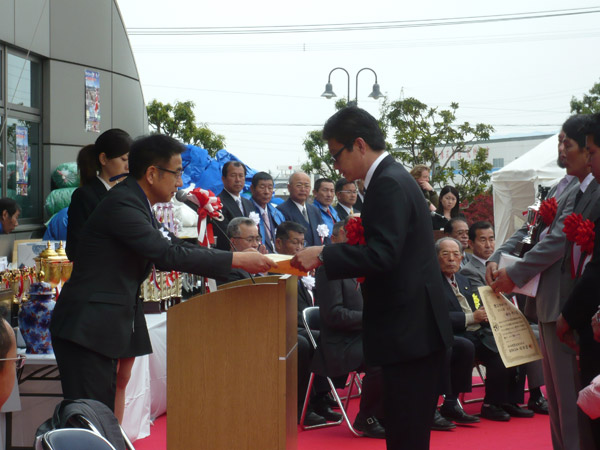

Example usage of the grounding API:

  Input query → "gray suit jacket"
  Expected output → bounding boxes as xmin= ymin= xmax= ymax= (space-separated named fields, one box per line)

xmin=489 ymin=176 xmax=579 ymax=322
xmin=459 ymin=257 xmax=486 ymax=287
xmin=559 ymin=179 xmax=600 ymax=303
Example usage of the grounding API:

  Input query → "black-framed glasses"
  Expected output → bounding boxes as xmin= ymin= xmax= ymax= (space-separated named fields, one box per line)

xmin=232 ymin=236 xmax=262 ymax=244
xmin=0 ymin=354 xmax=26 ymax=370
xmin=154 ymin=166 xmax=184 ymax=179
xmin=331 ymin=145 xmax=348 ymax=162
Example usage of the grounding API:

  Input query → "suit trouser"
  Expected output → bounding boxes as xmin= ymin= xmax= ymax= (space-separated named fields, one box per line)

xmin=382 ymin=349 xmax=445 ymax=450
xmin=539 ymin=322 xmax=592 ymax=450
xmin=52 ymin=336 xmax=118 ymax=411
xmin=466 ymin=333 xmax=524 ymax=405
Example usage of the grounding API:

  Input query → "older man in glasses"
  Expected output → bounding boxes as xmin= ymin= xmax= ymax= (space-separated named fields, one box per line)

xmin=217 ymin=217 xmax=264 ymax=285
xmin=0 ymin=317 xmax=19 ymax=407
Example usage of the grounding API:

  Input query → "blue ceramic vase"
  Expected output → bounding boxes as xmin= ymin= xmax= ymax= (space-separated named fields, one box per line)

xmin=18 ymin=282 xmax=55 ymax=354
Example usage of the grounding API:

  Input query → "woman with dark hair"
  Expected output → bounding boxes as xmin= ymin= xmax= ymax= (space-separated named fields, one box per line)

xmin=432 ymin=185 xmax=464 ymax=230
xmin=66 ymin=129 xmax=131 ymax=260
xmin=0 ymin=198 xmax=20 ymax=234
xmin=65 ymin=128 xmax=132 ymax=423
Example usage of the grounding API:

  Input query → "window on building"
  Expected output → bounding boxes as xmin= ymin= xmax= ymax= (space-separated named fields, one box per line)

xmin=492 ymin=158 xmax=504 ymax=169
xmin=0 ymin=48 xmax=43 ymax=222
xmin=450 ymin=161 xmax=459 ymax=170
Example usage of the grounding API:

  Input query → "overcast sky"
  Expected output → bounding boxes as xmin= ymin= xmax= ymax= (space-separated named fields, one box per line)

xmin=116 ymin=0 xmax=600 ymax=175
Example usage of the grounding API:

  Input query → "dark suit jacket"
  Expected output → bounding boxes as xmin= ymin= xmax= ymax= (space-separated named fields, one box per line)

xmin=322 ymin=155 xmax=453 ymax=366
xmin=277 ymin=198 xmax=325 ymax=246
xmin=312 ymin=266 xmax=363 ymax=377
xmin=215 ymin=189 xmax=254 ymax=251
xmin=297 ymin=278 xmax=313 ymax=328
xmin=442 ymin=272 xmax=497 ymax=353
xmin=335 ymin=203 xmax=350 ymax=221
xmin=51 ymin=176 xmax=233 ymax=359
xmin=66 ymin=177 xmax=108 ymax=261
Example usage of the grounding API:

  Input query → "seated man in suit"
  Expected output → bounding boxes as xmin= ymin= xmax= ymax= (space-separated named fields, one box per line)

xmin=437 ymin=237 xmax=533 ymax=422
xmin=277 ymin=172 xmax=325 ymax=246
xmin=313 ymin=221 xmax=385 ymax=439
xmin=312 ymin=178 xmax=339 ymax=239
xmin=216 ymin=217 xmax=263 ymax=286
xmin=444 ymin=218 xmax=471 ymax=268
xmin=0 ymin=316 xmax=18 ymax=408
xmin=334 ymin=178 xmax=358 ymax=220
xmin=275 ymin=221 xmax=340 ymax=425
xmin=215 ymin=161 xmax=254 ymax=250
xmin=460 ymin=222 xmax=548 ymax=414
xmin=249 ymin=172 xmax=285 ymax=253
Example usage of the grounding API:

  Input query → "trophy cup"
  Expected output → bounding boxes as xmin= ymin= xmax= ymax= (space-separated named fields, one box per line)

xmin=511 ymin=185 xmax=551 ymax=258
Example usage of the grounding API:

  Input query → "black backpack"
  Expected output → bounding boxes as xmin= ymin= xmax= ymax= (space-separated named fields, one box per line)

xmin=35 ymin=399 xmax=128 ymax=450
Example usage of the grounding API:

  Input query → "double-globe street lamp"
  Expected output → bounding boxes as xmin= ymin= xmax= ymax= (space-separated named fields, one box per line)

xmin=321 ymin=67 xmax=383 ymax=106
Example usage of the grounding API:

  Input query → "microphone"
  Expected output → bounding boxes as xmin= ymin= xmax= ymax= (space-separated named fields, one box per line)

xmin=174 ymin=190 xmax=258 ymax=284
xmin=175 ymin=190 xmax=201 ymax=211
xmin=431 ymin=211 xmax=446 ymax=219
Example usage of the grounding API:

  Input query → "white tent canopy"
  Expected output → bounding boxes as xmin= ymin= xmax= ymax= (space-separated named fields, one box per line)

xmin=492 ymin=134 xmax=565 ymax=244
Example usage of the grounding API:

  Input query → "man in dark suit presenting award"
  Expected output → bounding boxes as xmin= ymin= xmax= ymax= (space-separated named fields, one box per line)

xmin=292 ymin=107 xmax=453 ymax=450
xmin=50 ymin=135 xmax=273 ymax=411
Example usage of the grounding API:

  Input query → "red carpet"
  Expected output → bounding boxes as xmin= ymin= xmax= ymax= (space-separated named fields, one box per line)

xmin=134 ymin=384 xmax=551 ymax=449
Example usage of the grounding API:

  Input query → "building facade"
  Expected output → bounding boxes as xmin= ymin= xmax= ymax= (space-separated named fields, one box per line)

xmin=0 ymin=0 xmax=148 ymax=259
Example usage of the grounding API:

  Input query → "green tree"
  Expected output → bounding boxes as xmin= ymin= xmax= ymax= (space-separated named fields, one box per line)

xmin=381 ymin=97 xmax=494 ymax=203
xmin=146 ymin=99 xmax=226 ymax=157
xmin=570 ymin=80 xmax=600 ymax=114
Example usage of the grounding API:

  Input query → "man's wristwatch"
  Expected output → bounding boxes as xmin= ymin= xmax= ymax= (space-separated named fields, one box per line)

xmin=317 ymin=250 xmax=324 ymax=264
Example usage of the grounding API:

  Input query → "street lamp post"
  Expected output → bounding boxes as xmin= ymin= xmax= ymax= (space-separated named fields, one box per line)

xmin=321 ymin=67 xmax=383 ymax=106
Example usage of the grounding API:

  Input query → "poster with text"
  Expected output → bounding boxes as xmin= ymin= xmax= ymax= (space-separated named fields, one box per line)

xmin=15 ymin=125 xmax=29 ymax=197
xmin=85 ymin=69 xmax=100 ymax=133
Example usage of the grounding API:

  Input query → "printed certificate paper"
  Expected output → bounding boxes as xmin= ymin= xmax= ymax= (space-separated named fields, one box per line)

xmin=478 ymin=286 xmax=542 ymax=368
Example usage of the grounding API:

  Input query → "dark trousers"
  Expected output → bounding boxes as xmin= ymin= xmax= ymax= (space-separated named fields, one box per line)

xmin=382 ymin=349 xmax=445 ymax=450
xmin=297 ymin=331 xmax=329 ymax=413
xmin=440 ymin=335 xmax=475 ymax=397
xmin=466 ymin=333 xmax=524 ymax=405
xmin=52 ymin=336 xmax=118 ymax=411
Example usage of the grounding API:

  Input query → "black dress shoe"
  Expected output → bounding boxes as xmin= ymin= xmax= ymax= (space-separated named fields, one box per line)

xmin=312 ymin=398 xmax=343 ymax=422
xmin=353 ymin=414 xmax=386 ymax=439
xmin=527 ymin=395 xmax=549 ymax=415
xmin=481 ymin=404 xmax=511 ymax=422
xmin=431 ymin=410 xmax=456 ymax=431
xmin=300 ymin=409 xmax=327 ymax=426
xmin=501 ymin=403 xmax=534 ymax=418
xmin=439 ymin=403 xmax=480 ymax=424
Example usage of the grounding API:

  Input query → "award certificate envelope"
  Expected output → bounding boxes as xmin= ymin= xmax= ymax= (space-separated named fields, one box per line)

xmin=265 ymin=254 xmax=308 ymax=277
xmin=498 ymin=252 xmax=540 ymax=297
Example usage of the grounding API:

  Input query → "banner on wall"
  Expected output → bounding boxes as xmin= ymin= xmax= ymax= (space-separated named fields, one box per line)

xmin=85 ymin=69 xmax=100 ymax=133
xmin=15 ymin=125 xmax=29 ymax=197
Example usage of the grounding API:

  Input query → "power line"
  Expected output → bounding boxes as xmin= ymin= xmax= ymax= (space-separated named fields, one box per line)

xmin=127 ymin=7 xmax=600 ymax=36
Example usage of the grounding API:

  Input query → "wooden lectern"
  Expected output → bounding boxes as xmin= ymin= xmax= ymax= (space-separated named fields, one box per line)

xmin=167 ymin=275 xmax=298 ymax=449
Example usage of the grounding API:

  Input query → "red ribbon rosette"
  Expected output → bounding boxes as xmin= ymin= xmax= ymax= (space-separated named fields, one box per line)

xmin=563 ymin=213 xmax=582 ymax=243
xmin=563 ymin=212 xmax=595 ymax=278
xmin=188 ymin=188 xmax=224 ymax=247
xmin=539 ymin=197 xmax=558 ymax=226
xmin=344 ymin=217 xmax=366 ymax=284
xmin=345 ymin=217 xmax=366 ymax=246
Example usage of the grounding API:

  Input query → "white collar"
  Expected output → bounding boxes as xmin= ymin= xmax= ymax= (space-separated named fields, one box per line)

xmin=97 ymin=175 xmax=112 ymax=191
xmin=580 ymin=172 xmax=595 ymax=193
xmin=225 ymin=188 xmax=241 ymax=201
xmin=472 ymin=254 xmax=488 ymax=265
xmin=364 ymin=152 xmax=389 ymax=189
xmin=292 ymin=199 xmax=306 ymax=212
